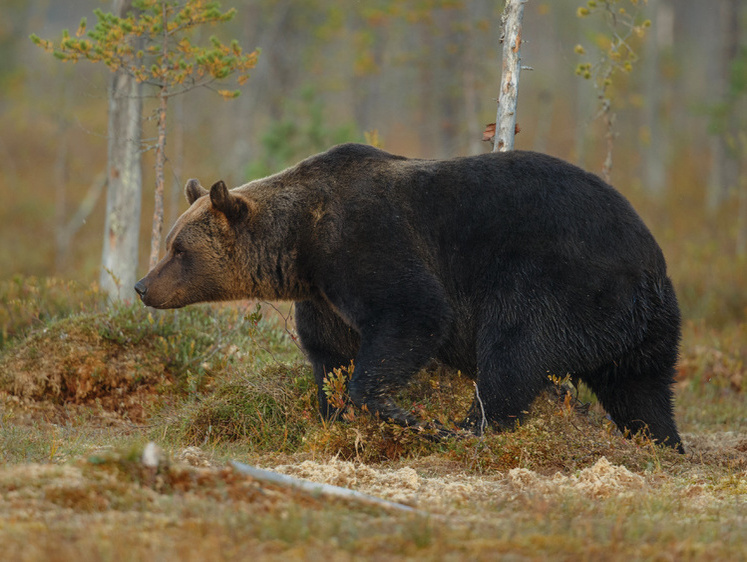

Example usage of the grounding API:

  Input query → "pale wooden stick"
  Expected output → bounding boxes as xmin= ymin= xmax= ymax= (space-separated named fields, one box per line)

xmin=231 ymin=461 xmax=429 ymax=516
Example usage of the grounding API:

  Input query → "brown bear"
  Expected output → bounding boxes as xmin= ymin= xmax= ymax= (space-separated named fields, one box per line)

xmin=135 ymin=143 xmax=684 ymax=452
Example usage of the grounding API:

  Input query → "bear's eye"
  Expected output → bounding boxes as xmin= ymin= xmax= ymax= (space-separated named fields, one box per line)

xmin=173 ymin=247 xmax=185 ymax=258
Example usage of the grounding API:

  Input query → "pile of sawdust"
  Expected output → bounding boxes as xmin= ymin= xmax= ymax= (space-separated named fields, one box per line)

xmin=271 ymin=456 xmax=653 ymax=511
xmin=175 ymin=447 xmax=215 ymax=468
xmin=274 ymin=457 xmax=494 ymax=510
xmin=506 ymin=456 xmax=646 ymax=498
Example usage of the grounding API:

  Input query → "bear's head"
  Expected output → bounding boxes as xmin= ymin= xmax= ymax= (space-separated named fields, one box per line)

xmin=134 ymin=179 xmax=256 ymax=309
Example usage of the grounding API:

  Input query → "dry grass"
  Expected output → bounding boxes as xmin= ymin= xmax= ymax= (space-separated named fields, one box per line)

xmin=0 ymin=439 xmax=744 ymax=561
xmin=0 ymin=279 xmax=745 ymax=560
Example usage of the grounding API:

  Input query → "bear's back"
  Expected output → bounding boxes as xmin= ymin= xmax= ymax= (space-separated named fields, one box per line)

xmin=330 ymin=147 xmax=665 ymax=275
xmin=258 ymin=144 xmax=666 ymax=287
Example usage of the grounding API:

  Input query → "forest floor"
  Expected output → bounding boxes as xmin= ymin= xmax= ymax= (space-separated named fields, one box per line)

xmin=0 ymin=280 xmax=745 ymax=561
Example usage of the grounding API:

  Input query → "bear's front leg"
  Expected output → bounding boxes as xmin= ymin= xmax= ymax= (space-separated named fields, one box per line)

xmin=295 ymin=299 xmax=360 ymax=420
xmin=315 ymin=253 xmax=452 ymax=427
xmin=346 ymin=307 xmax=451 ymax=427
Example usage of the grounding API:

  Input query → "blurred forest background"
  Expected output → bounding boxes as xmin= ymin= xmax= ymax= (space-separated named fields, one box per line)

xmin=0 ymin=0 xmax=745 ymax=326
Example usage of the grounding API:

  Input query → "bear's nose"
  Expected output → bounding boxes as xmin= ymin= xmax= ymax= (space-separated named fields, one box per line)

xmin=134 ymin=281 xmax=147 ymax=299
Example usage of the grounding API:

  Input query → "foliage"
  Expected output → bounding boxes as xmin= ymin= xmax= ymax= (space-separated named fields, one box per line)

xmin=30 ymin=0 xmax=258 ymax=100
xmin=322 ymin=361 xmax=356 ymax=422
xmin=707 ymin=47 xmax=747 ymax=140
xmin=31 ymin=0 xmax=260 ymax=269
xmin=6 ymin=278 xmax=741 ymax=466
xmin=574 ymin=0 xmax=651 ymax=180
xmin=161 ymin=362 xmax=316 ymax=451
xmin=0 ymin=293 xmax=300 ymax=421
xmin=245 ymin=86 xmax=360 ymax=180
xmin=573 ymin=0 xmax=650 ymax=84
xmin=0 ymin=276 xmax=105 ymax=351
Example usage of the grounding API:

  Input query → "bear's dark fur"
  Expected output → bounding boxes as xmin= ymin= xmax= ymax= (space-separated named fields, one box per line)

xmin=135 ymin=143 xmax=683 ymax=452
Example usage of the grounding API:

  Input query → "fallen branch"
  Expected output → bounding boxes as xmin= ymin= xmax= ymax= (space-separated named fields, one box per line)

xmin=231 ymin=461 xmax=428 ymax=516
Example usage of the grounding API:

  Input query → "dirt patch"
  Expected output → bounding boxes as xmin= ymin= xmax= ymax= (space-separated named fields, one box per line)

xmin=0 ymin=392 xmax=141 ymax=429
xmin=0 ymin=318 xmax=172 ymax=423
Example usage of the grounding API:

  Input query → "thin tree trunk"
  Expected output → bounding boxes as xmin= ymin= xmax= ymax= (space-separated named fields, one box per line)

xmin=600 ymin=96 xmax=614 ymax=184
xmin=707 ymin=0 xmax=740 ymax=211
xmin=641 ymin=0 xmax=672 ymax=197
xmin=463 ymin=60 xmax=482 ymax=156
xmin=419 ymin=22 xmax=437 ymax=155
xmin=168 ymin=94 xmax=184 ymax=228
xmin=54 ymin=128 xmax=70 ymax=272
xmin=574 ymin=58 xmax=592 ymax=167
xmin=59 ymin=174 xmax=107 ymax=272
xmin=737 ymin=150 xmax=747 ymax=258
xmin=101 ymin=0 xmax=142 ymax=301
xmin=150 ymin=88 xmax=168 ymax=270
xmin=149 ymin=1 xmax=170 ymax=270
xmin=532 ymin=90 xmax=553 ymax=154
xmin=436 ymin=8 xmax=460 ymax=157
xmin=494 ymin=0 xmax=526 ymax=153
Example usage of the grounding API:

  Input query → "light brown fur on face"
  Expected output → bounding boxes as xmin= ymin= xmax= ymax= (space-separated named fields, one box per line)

xmin=136 ymin=190 xmax=243 ymax=308
xmin=135 ymin=178 xmax=312 ymax=308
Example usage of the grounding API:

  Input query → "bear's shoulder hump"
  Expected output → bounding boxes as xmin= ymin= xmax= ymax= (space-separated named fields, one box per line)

xmin=322 ymin=143 xmax=407 ymax=164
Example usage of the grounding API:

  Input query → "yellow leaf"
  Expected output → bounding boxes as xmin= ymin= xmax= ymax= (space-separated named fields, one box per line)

xmin=364 ymin=129 xmax=382 ymax=148
xmin=76 ymin=18 xmax=87 ymax=38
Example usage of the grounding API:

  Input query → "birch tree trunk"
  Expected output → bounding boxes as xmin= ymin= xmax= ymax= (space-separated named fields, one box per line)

xmin=641 ymin=0 xmax=672 ymax=197
xmin=493 ymin=0 xmax=526 ymax=153
xmin=100 ymin=0 xmax=142 ymax=301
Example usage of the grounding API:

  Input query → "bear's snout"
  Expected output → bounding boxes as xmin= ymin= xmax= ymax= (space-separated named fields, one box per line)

xmin=134 ymin=280 xmax=148 ymax=300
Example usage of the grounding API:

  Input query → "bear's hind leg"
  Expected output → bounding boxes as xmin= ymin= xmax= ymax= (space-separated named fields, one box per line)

xmin=579 ymin=356 xmax=683 ymax=453
xmin=461 ymin=331 xmax=550 ymax=433
xmin=583 ymin=274 xmax=684 ymax=452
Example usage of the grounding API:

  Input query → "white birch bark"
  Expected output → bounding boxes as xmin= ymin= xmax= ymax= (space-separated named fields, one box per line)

xmin=100 ymin=0 xmax=142 ymax=301
xmin=493 ymin=0 xmax=526 ymax=153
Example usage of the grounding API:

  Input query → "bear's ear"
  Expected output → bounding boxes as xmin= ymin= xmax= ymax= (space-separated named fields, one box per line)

xmin=209 ymin=180 xmax=250 ymax=221
xmin=185 ymin=179 xmax=208 ymax=205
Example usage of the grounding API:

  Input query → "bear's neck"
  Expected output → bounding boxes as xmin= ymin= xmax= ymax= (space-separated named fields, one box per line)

xmin=244 ymin=246 xmax=313 ymax=302
xmin=233 ymin=194 xmax=315 ymax=302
